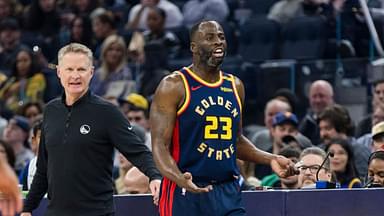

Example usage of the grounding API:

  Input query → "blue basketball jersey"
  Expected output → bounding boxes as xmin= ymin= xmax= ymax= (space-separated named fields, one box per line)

xmin=171 ymin=67 xmax=242 ymax=182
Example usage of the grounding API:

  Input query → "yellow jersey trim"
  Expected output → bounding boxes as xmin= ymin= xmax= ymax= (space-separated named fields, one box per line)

xmin=176 ymin=71 xmax=191 ymax=116
xmin=230 ymin=74 xmax=242 ymax=113
xmin=184 ymin=67 xmax=223 ymax=87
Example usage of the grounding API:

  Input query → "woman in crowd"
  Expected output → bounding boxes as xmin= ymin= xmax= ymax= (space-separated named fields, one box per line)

xmin=91 ymin=34 xmax=134 ymax=98
xmin=0 ymin=48 xmax=45 ymax=112
xmin=60 ymin=15 xmax=94 ymax=50
xmin=325 ymin=138 xmax=361 ymax=188
xmin=367 ymin=150 xmax=384 ymax=187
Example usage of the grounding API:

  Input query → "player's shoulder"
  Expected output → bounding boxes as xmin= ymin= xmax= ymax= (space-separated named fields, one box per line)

xmin=160 ymin=70 xmax=185 ymax=86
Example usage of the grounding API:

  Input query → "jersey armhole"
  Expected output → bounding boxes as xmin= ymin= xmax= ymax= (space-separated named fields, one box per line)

xmin=175 ymin=71 xmax=190 ymax=116
xmin=229 ymin=74 xmax=242 ymax=113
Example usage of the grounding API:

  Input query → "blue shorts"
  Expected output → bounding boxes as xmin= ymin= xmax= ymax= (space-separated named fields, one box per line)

xmin=159 ymin=178 xmax=246 ymax=216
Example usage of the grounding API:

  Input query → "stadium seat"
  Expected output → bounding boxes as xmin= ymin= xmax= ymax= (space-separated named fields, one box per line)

xmin=280 ymin=16 xmax=327 ymax=60
xmin=238 ymin=17 xmax=280 ymax=63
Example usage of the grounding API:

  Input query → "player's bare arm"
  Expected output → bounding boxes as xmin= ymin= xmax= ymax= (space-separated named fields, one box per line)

xmin=233 ymin=76 xmax=296 ymax=178
xmin=151 ymin=72 xmax=211 ymax=193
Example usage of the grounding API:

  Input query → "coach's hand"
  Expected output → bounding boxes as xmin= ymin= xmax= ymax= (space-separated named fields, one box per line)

xmin=149 ymin=179 xmax=161 ymax=206
xmin=20 ymin=213 xmax=32 ymax=216
xmin=271 ymin=155 xmax=297 ymax=178
xmin=178 ymin=172 xmax=213 ymax=193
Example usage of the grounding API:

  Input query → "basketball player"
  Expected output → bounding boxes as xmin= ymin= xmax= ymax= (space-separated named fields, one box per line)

xmin=150 ymin=20 xmax=296 ymax=215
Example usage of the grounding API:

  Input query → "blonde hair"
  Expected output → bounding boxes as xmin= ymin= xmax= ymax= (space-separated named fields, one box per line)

xmin=99 ymin=34 xmax=127 ymax=81
xmin=58 ymin=43 xmax=93 ymax=66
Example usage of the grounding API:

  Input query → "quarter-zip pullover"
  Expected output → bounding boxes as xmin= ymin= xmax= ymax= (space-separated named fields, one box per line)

xmin=24 ymin=91 xmax=161 ymax=216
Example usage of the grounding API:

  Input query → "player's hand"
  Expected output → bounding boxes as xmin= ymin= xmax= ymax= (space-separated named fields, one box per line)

xmin=20 ymin=213 xmax=32 ymax=216
xmin=177 ymin=172 xmax=213 ymax=193
xmin=271 ymin=155 xmax=297 ymax=178
xmin=149 ymin=179 xmax=161 ymax=206
xmin=0 ymin=161 xmax=23 ymax=216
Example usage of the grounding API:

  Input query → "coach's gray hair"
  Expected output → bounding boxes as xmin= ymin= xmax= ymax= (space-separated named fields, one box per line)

xmin=58 ymin=43 xmax=93 ymax=66
xmin=300 ymin=147 xmax=330 ymax=170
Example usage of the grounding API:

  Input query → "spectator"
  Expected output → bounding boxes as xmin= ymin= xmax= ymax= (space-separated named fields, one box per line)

xmin=299 ymin=80 xmax=334 ymax=145
xmin=318 ymin=104 xmax=370 ymax=179
xmin=261 ymin=146 xmax=301 ymax=189
xmin=370 ymin=121 xmax=384 ymax=152
xmin=367 ymin=150 xmax=384 ymax=187
xmin=254 ymin=111 xmax=311 ymax=180
xmin=19 ymin=101 xmax=43 ymax=125
xmin=126 ymin=0 xmax=183 ymax=30
xmin=114 ymin=153 xmax=133 ymax=194
xmin=297 ymin=147 xmax=332 ymax=188
xmin=19 ymin=120 xmax=41 ymax=190
xmin=182 ymin=0 xmax=229 ymax=29
xmin=2 ymin=115 xmax=33 ymax=175
xmin=60 ymin=15 xmax=95 ymax=50
xmin=23 ymin=0 xmax=61 ymax=61
xmin=356 ymin=80 xmax=384 ymax=137
xmin=123 ymin=166 xmax=150 ymax=194
xmin=91 ymin=10 xmax=117 ymax=60
xmin=0 ymin=18 xmax=27 ymax=76
xmin=273 ymin=88 xmax=300 ymax=116
xmin=0 ymin=47 xmax=46 ymax=112
xmin=144 ymin=7 xmax=180 ymax=59
xmin=325 ymin=138 xmax=361 ymax=188
xmin=91 ymin=34 xmax=134 ymax=98
xmin=118 ymin=92 xmax=149 ymax=116
xmin=126 ymin=95 xmax=151 ymax=150
xmin=244 ymin=99 xmax=291 ymax=180
xmin=0 ymin=0 xmax=22 ymax=22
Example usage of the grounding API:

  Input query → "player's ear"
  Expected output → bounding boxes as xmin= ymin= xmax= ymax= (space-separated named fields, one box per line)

xmin=190 ymin=42 xmax=196 ymax=53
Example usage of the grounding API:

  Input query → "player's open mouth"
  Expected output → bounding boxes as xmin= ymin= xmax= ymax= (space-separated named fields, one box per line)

xmin=212 ymin=48 xmax=224 ymax=58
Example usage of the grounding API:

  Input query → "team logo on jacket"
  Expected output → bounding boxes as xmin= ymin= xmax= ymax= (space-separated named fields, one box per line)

xmin=80 ymin=124 xmax=91 ymax=134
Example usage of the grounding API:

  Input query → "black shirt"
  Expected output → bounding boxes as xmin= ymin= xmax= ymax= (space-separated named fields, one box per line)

xmin=23 ymin=91 xmax=161 ymax=216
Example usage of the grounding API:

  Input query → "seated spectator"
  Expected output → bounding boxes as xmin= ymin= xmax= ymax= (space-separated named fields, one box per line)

xmin=318 ymin=104 xmax=370 ymax=179
xmin=2 ymin=115 xmax=33 ymax=175
xmin=60 ymin=15 xmax=95 ymax=51
xmin=0 ymin=139 xmax=15 ymax=168
xmin=124 ymin=166 xmax=150 ymax=194
xmin=0 ymin=47 xmax=46 ymax=112
xmin=273 ymin=88 xmax=299 ymax=117
xmin=20 ymin=101 xmax=43 ymax=125
xmin=118 ymin=92 xmax=149 ymax=116
xmin=371 ymin=121 xmax=384 ymax=152
xmin=126 ymin=0 xmax=183 ymax=31
xmin=299 ymin=80 xmax=334 ymax=146
xmin=261 ymin=146 xmax=301 ymax=189
xmin=244 ymin=99 xmax=291 ymax=181
xmin=91 ymin=10 xmax=118 ymax=60
xmin=114 ymin=153 xmax=133 ymax=194
xmin=325 ymin=138 xmax=361 ymax=188
xmin=252 ymin=111 xmax=311 ymax=180
xmin=91 ymin=34 xmax=134 ymax=98
xmin=23 ymin=0 xmax=61 ymax=61
xmin=366 ymin=150 xmax=384 ymax=187
xmin=297 ymin=147 xmax=332 ymax=188
xmin=126 ymin=95 xmax=151 ymax=150
xmin=0 ymin=18 xmax=28 ymax=76
xmin=182 ymin=0 xmax=229 ymax=29
xmin=19 ymin=119 xmax=41 ymax=190
xmin=128 ymin=7 xmax=180 ymax=62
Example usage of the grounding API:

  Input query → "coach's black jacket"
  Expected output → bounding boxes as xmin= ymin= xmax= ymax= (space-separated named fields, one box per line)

xmin=23 ymin=91 xmax=161 ymax=216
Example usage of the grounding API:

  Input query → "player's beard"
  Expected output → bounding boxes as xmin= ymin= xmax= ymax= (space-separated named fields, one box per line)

xmin=199 ymin=47 xmax=226 ymax=68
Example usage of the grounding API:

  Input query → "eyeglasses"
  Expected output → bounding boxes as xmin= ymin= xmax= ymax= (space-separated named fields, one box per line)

xmin=297 ymin=165 xmax=322 ymax=174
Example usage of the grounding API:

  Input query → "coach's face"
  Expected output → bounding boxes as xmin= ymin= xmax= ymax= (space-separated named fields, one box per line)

xmin=57 ymin=52 xmax=94 ymax=104
xmin=191 ymin=21 xmax=227 ymax=68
